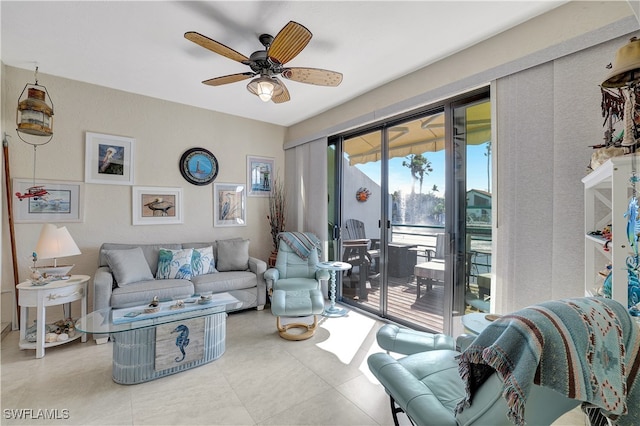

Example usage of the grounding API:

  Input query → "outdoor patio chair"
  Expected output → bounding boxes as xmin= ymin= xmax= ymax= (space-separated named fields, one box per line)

xmin=413 ymin=233 xmax=446 ymax=299
xmin=342 ymin=218 xmax=380 ymax=299
xmin=343 ymin=218 xmax=380 ymax=269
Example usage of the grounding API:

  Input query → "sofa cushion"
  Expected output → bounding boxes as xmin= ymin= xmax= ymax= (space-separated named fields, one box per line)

xmin=110 ymin=279 xmax=194 ymax=309
xmin=192 ymin=270 xmax=257 ymax=294
xmin=104 ymin=247 xmax=154 ymax=286
xmin=216 ymin=239 xmax=249 ymax=271
xmin=156 ymin=248 xmax=193 ymax=280
xmin=191 ymin=246 xmax=217 ymax=276
xmin=99 ymin=243 xmax=183 ymax=273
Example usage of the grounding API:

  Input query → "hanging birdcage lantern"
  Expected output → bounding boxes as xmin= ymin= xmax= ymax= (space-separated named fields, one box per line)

xmin=16 ymin=66 xmax=54 ymax=143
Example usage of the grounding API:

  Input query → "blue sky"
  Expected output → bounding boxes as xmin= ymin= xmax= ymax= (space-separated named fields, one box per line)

xmin=354 ymin=142 xmax=491 ymax=195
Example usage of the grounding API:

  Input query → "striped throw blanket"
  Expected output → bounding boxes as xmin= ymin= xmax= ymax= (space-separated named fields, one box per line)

xmin=278 ymin=232 xmax=321 ymax=260
xmin=457 ymin=297 xmax=640 ymax=426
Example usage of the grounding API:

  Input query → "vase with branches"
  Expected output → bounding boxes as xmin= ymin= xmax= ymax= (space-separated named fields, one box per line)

xmin=267 ymin=174 xmax=286 ymax=266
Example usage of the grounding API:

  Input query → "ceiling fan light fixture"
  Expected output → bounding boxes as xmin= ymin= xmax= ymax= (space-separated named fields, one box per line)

xmin=188 ymin=21 xmax=340 ymax=104
xmin=247 ymin=76 xmax=283 ymax=102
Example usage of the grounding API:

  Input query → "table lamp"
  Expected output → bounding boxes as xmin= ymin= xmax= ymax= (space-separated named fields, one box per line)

xmin=34 ymin=224 xmax=81 ymax=277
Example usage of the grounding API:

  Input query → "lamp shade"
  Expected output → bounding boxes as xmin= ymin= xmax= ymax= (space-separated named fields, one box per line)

xmin=35 ymin=224 xmax=81 ymax=275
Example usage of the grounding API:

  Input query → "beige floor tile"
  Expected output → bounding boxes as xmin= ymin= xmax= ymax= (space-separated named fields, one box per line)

xmin=335 ymin=374 xmax=395 ymax=426
xmin=259 ymin=387 xmax=378 ymax=425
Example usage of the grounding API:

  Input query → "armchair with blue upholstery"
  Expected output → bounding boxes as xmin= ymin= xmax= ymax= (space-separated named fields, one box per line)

xmin=369 ymin=297 xmax=640 ymax=426
xmin=264 ymin=233 xmax=330 ymax=340
xmin=369 ymin=328 xmax=578 ymax=426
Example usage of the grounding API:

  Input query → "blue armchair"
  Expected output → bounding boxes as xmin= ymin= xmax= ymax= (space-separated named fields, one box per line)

xmin=264 ymin=237 xmax=329 ymax=293
xmin=369 ymin=297 xmax=640 ymax=426
xmin=368 ymin=331 xmax=578 ymax=425
xmin=265 ymin=234 xmax=330 ymax=340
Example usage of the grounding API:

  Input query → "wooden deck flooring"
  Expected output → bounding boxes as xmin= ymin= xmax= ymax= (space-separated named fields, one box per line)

xmin=341 ymin=274 xmax=446 ymax=332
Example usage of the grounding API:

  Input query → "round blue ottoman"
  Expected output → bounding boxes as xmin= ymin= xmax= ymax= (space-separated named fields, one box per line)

xmin=271 ymin=289 xmax=325 ymax=340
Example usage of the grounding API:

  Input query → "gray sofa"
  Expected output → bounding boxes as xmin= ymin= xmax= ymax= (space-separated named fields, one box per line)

xmin=92 ymin=239 xmax=267 ymax=342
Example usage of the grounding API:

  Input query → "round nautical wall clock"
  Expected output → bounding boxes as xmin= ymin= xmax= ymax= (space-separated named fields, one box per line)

xmin=179 ymin=148 xmax=219 ymax=185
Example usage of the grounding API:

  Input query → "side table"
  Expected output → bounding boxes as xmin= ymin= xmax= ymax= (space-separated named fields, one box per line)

xmin=17 ymin=274 xmax=89 ymax=358
xmin=461 ymin=312 xmax=501 ymax=335
xmin=317 ymin=261 xmax=352 ymax=317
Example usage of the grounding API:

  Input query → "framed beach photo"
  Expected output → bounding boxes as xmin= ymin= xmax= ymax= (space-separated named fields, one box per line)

xmin=85 ymin=132 xmax=135 ymax=185
xmin=12 ymin=178 xmax=84 ymax=223
xmin=213 ymin=183 xmax=246 ymax=227
xmin=132 ymin=186 xmax=183 ymax=225
xmin=247 ymin=155 xmax=274 ymax=197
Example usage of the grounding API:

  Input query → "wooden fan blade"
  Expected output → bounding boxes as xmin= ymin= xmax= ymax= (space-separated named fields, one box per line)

xmin=185 ymin=31 xmax=249 ymax=63
xmin=281 ymin=67 xmax=343 ymax=86
xmin=203 ymin=73 xmax=254 ymax=86
xmin=272 ymin=78 xmax=290 ymax=103
xmin=268 ymin=21 xmax=312 ymax=65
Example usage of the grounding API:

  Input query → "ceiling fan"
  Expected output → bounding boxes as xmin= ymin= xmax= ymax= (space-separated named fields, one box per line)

xmin=185 ymin=21 xmax=343 ymax=103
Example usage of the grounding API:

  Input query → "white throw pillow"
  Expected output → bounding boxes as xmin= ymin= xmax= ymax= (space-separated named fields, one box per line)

xmin=191 ymin=246 xmax=217 ymax=276
xmin=156 ymin=248 xmax=193 ymax=280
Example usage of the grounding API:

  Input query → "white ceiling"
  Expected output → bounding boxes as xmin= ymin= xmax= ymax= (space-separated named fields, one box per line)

xmin=1 ymin=1 xmax=566 ymax=127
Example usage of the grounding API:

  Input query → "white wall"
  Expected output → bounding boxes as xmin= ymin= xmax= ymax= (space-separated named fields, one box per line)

xmin=1 ymin=66 xmax=286 ymax=323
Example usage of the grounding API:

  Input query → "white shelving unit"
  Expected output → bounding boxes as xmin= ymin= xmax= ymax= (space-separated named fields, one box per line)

xmin=582 ymin=155 xmax=637 ymax=309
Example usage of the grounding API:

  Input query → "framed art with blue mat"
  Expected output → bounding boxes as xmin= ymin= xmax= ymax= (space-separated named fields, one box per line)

xmin=247 ymin=155 xmax=274 ymax=197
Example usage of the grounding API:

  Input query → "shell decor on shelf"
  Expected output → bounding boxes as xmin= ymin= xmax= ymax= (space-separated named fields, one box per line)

xmin=356 ymin=187 xmax=371 ymax=202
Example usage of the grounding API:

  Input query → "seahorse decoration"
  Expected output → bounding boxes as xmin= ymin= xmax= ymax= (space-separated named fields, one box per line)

xmin=625 ymin=196 xmax=640 ymax=255
xmin=171 ymin=324 xmax=190 ymax=362
xmin=625 ymin=180 xmax=640 ymax=314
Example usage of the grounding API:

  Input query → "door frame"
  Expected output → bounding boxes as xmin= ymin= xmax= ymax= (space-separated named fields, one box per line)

xmin=329 ymin=87 xmax=490 ymax=334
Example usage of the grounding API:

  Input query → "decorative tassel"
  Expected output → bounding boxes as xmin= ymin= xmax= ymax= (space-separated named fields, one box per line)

xmin=622 ymin=86 xmax=637 ymax=146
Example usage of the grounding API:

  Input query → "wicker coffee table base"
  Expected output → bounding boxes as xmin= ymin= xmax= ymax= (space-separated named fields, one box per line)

xmin=111 ymin=311 xmax=226 ymax=384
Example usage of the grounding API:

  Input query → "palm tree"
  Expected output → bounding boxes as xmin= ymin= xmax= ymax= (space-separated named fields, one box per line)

xmin=402 ymin=154 xmax=433 ymax=194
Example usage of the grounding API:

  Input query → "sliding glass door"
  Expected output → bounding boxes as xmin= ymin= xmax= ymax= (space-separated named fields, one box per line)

xmin=329 ymin=89 xmax=491 ymax=334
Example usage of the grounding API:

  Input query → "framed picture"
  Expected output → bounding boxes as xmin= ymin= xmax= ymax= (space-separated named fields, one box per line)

xmin=12 ymin=178 xmax=84 ymax=223
xmin=132 ymin=186 xmax=183 ymax=225
xmin=213 ymin=183 xmax=246 ymax=227
xmin=179 ymin=147 xmax=219 ymax=186
xmin=85 ymin=132 xmax=135 ymax=185
xmin=247 ymin=155 xmax=274 ymax=197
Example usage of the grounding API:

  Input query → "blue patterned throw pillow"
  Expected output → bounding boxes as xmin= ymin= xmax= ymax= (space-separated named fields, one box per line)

xmin=156 ymin=248 xmax=193 ymax=280
xmin=191 ymin=246 xmax=217 ymax=277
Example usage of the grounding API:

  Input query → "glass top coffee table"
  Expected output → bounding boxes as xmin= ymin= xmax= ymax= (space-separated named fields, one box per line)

xmin=76 ymin=292 xmax=241 ymax=384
